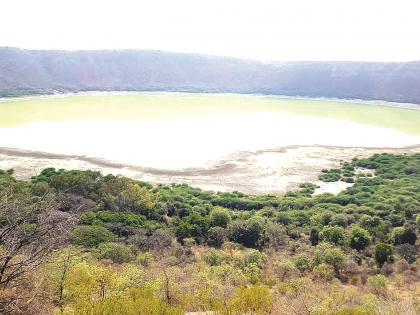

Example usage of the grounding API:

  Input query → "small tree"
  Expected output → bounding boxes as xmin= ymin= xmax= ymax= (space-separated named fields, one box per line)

xmin=209 ymin=207 xmax=231 ymax=228
xmin=395 ymin=244 xmax=417 ymax=264
xmin=264 ymin=223 xmax=288 ymax=249
xmin=227 ymin=217 xmax=265 ymax=248
xmin=117 ymin=183 xmax=156 ymax=217
xmin=367 ymin=275 xmax=387 ymax=295
xmin=292 ymin=253 xmax=313 ymax=273
xmin=313 ymin=263 xmax=335 ymax=282
xmin=350 ymin=227 xmax=372 ymax=251
xmin=0 ymin=187 xmax=75 ymax=289
xmin=391 ymin=226 xmax=417 ymax=245
xmin=72 ymin=225 xmax=117 ymax=248
xmin=41 ymin=246 xmax=85 ymax=314
xmin=94 ymin=242 xmax=135 ymax=263
xmin=310 ymin=228 xmax=319 ymax=246
xmin=319 ymin=226 xmax=345 ymax=245
xmin=203 ymin=249 xmax=228 ymax=266
xmin=314 ymin=243 xmax=346 ymax=274
xmin=374 ymin=243 xmax=393 ymax=267
xmin=273 ymin=259 xmax=297 ymax=281
xmin=207 ymin=226 xmax=226 ymax=248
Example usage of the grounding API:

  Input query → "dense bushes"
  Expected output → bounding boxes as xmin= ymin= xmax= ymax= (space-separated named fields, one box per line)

xmin=80 ymin=210 xmax=144 ymax=227
xmin=0 ymin=169 xmax=14 ymax=187
xmin=94 ymin=242 xmax=135 ymax=263
xmin=1 ymin=153 xmax=419 ymax=314
xmin=319 ymin=168 xmax=342 ymax=182
xmin=8 ymin=153 xmax=420 ymax=257
xmin=72 ymin=225 xmax=117 ymax=247
xmin=319 ymin=163 xmax=355 ymax=183
xmin=24 ymin=154 xmax=420 ymax=258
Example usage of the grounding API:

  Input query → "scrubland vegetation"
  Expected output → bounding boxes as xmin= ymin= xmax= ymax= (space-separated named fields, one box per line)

xmin=0 ymin=153 xmax=419 ymax=314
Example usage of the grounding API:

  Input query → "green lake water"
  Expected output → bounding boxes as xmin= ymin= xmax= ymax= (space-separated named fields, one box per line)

xmin=1 ymin=93 xmax=420 ymax=135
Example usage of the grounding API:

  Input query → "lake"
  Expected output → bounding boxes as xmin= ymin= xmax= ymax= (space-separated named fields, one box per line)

xmin=1 ymin=93 xmax=420 ymax=134
xmin=1 ymin=93 xmax=420 ymax=193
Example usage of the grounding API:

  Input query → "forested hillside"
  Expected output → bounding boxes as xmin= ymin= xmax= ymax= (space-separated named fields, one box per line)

xmin=1 ymin=47 xmax=420 ymax=104
xmin=0 ymin=153 xmax=419 ymax=314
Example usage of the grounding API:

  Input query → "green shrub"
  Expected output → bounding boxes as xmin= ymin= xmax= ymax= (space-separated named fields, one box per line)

xmin=206 ymin=226 xmax=226 ymax=247
xmin=229 ymin=285 xmax=274 ymax=314
xmin=174 ymin=211 xmax=210 ymax=243
xmin=391 ymin=226 xmax=417 ymax=245
xmin=0 ymin=169 xmax=15 ymax=187
xmin=350 ymin=227 xmax=372 ymax=251
xmin=314 ymin=243 xmax=346 ymax=273
xmin=395 ymin=244 xmax=417 ymax=264
xmin=273 ymin=259 xmax=297 ymax=281
xmin=330 ymin=213 xmax=349 ymax=227
xmin=30 ymin=181 xmax=51 ymax=196
xmin=80 ymin=210 xmax=144 ymax=227
xmin=367 ymin=275 xmax=387 ymax=295
xmin=203 ymin=249 xmax=228 ymax=266
xmin=243 ymin=249 xmax=267 ymax=268
xmin=227 ymin=217 xmax=265 ymax=248
xmin=209 ymin=206 xmax=231 ymax=228
xmin=95 ymin=242 xmax=135 ymax=263
xmin=72 ymin=225 xmax=117 ymax=248
xmin=319 ymin=226 xmax=345 ymax=245
xmin=313 ymin=263 xmax=335 ymax=282
xmin=136 ymin=251 xmax=155 ymax=267
xmin=373 ymin=243 xmax=393 ymax=267
xmin=310 ymin=228 xmax=320 ymax=246
xmin=292 ymin=253 xmax=313 ymax=273
xmin=244 ymin=263 xmax=262 ymax=284
xmin=319 ymin=169 xmax=342 ymax=182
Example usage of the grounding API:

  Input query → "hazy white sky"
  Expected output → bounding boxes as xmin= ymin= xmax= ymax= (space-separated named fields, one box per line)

xmin=1 ymin=0 xmax=420 ymax=61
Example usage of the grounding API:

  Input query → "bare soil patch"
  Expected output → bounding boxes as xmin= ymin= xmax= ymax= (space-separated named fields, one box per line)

xmin=1 ymin=145 xmax=419 ymax=195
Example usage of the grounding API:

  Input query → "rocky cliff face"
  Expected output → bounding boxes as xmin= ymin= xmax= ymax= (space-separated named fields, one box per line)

xmin=1 ymin=47 xmax=419 ymax=104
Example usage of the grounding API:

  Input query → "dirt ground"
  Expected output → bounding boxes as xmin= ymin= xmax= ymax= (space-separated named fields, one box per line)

xmin=1 ymin=145 xmax=419 ymax=195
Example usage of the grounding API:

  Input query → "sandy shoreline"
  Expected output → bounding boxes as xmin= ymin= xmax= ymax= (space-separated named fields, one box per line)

xmin=2 ymin=144 xmax=420 ymax=195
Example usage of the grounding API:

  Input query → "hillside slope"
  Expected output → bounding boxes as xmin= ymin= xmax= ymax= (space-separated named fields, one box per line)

xmin=1 ymin=47 xmax=420 ymax=104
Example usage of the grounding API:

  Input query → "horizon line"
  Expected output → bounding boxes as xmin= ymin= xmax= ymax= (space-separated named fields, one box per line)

xmin=1 ymin=46 xmax=419 ymax=64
